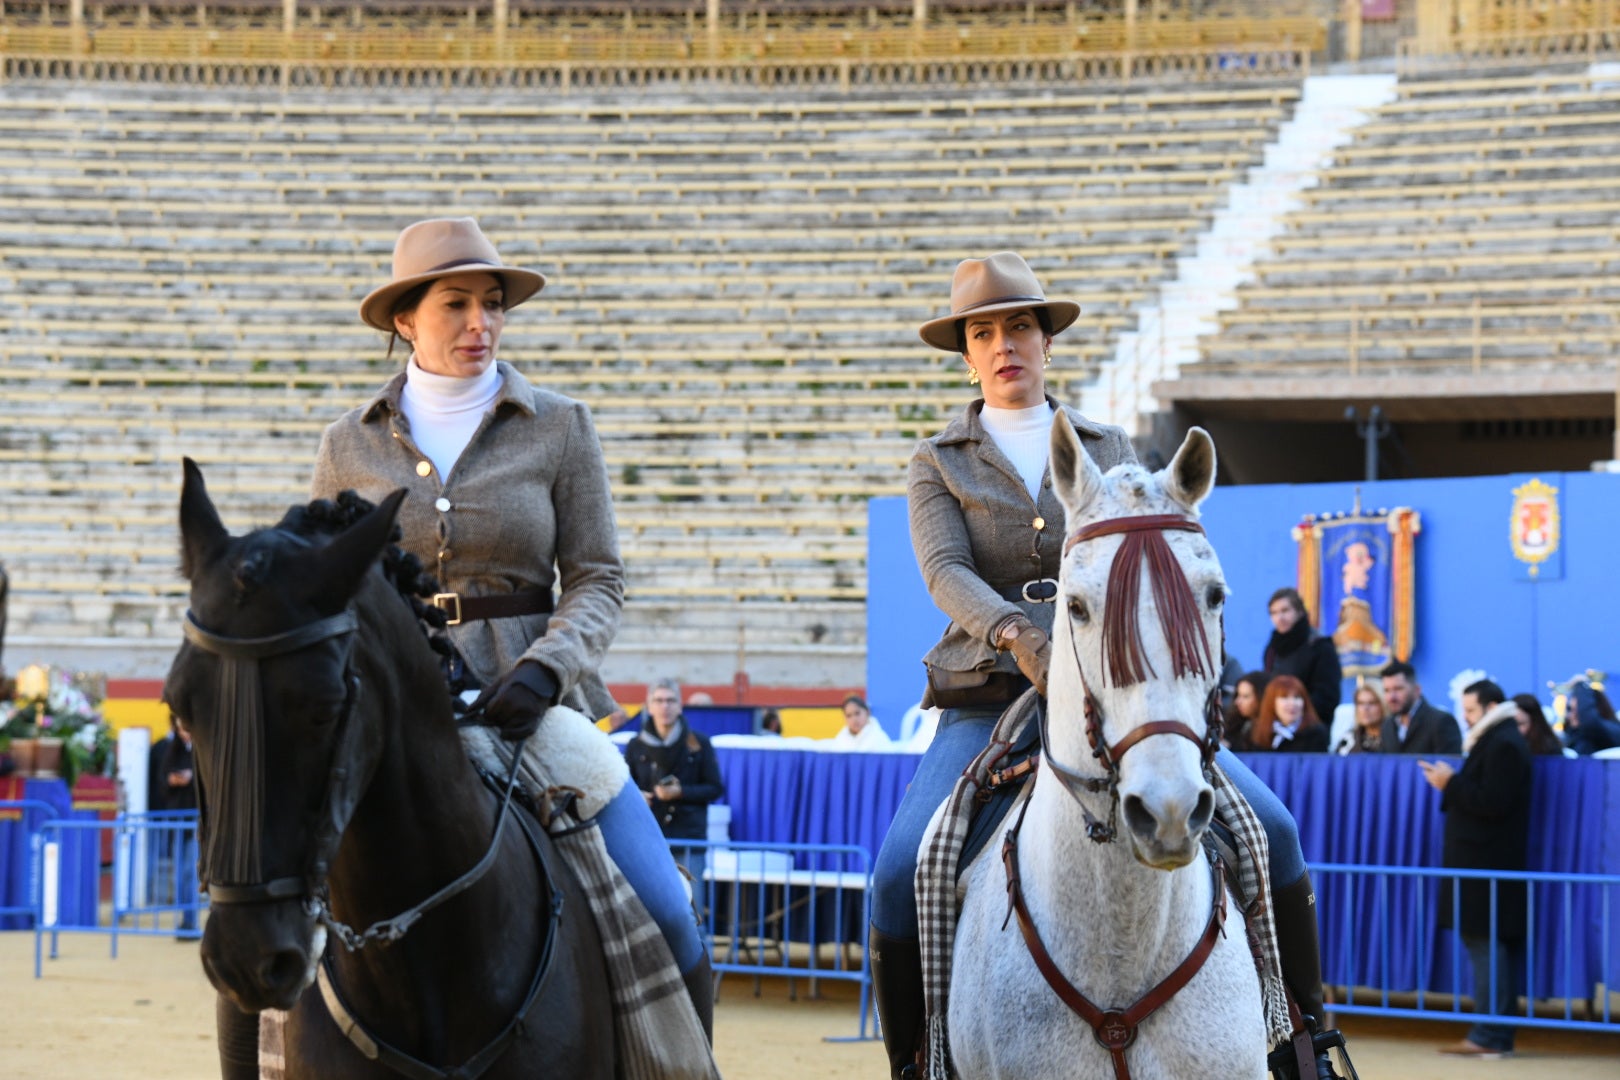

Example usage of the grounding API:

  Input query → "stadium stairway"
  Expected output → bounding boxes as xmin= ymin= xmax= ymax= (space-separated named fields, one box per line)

xmin=1080 ymin=73 xmax=1400 ymax=433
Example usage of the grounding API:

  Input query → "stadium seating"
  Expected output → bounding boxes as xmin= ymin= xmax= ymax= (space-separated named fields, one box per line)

xmin=1195 ymin=70 xmax=1620 ymax=378
xmin=0 ymin=77 xmax=1301 ymax=671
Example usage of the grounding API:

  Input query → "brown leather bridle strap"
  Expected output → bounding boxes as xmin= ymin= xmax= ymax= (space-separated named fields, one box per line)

xmin=1001 ymin=798 xmax=1228 ymax=1080
xmin=1105 ymin=719 xmax=1210 ymax=763
xmin=1063 ymin=514 xmax=1205 ymax=557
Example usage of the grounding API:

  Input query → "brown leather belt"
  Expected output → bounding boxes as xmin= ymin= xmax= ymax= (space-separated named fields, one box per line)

xmin=431 ymin=588 xmax=554 ymax=626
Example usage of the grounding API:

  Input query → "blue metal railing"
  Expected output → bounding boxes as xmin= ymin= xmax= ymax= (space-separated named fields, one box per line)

xmin=1312 ymin=861 xmax=1620 ymax=1033
xmin=0 ymin=799 xmax=61 ymax=929
xmin=668 ymin=838 xmax=876 ymax=1041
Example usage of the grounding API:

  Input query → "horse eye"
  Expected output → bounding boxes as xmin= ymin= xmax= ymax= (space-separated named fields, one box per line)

xmin=1205 ymin=585 xmax=1226 ymax=609
xmin=1068 ymin=598 xmax=1091 ymax=625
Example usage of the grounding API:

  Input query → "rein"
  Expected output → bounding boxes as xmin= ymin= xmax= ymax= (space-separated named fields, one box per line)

xmin=182 ymin=608 xmax=525 ymax=951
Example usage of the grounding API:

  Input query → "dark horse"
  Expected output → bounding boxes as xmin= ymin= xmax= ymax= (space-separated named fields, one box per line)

xmin=164 ymin=461 xmax=614 ymax=1079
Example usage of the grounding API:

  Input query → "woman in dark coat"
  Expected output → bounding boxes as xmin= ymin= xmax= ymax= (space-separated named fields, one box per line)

xmin=1422 ymin=680 xmax=1533 ymax=1056
xmin=1262 ymin=587 xmax=1342 ymax=728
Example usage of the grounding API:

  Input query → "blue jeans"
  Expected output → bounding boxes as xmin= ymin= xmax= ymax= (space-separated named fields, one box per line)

xmin=596 ymin=779 xmax=707 ymax=972
xmin=1462 ymin=935 xmax=1521 ymax=1051
xmin=871 ymin=708 xmax=1307 ymax=939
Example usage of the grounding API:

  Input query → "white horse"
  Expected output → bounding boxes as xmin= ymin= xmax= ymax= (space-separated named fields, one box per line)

xmin=946 ymin=422 xmax=1267 ymax=1079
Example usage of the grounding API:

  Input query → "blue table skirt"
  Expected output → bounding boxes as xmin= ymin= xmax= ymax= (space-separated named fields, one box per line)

xmin=0 ymin=778 xmax=100 ymax=930
xmin=711 ymin=745 xmax=1620 ymax=995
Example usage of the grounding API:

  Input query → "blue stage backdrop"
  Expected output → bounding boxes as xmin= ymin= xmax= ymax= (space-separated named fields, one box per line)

xmin=868 ymin=471 xmax=1620 ymax=737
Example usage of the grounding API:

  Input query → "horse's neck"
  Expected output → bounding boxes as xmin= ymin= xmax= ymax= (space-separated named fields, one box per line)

xmin=1019 ymin=770 xmax=1212 ymax=987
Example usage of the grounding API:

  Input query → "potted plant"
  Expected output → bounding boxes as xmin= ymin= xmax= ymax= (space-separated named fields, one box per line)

xmin=0 ymin=665 xmax=114 ymax=785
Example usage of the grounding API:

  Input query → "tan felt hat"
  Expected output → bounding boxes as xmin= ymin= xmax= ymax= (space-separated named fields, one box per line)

xmin=359 ymin=217 xmax=546 ymax=332
xmin=918 ymin=251 xmax=1080 ymax=352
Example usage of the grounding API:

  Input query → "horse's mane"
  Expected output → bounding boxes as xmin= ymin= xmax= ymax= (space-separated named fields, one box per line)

xmin=274 ymin=491 xmax=455 ymax=665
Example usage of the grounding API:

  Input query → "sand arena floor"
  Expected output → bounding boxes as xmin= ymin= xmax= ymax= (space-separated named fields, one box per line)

xmin=4 ymin=932 xmax=1617 ymax=1078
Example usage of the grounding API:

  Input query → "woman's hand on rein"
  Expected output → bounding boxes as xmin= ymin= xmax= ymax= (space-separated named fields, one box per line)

xmin=472 ymin=659 xmax=559 ymax=741
xmin=999 ymin=616 xmax=1051 ymax=696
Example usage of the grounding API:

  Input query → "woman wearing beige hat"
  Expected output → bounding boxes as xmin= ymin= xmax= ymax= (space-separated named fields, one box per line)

xmin=212 ymin=218 xmax=711 ymax=1080
xmin=867 ymin=253 xmax=1337 ymax=1080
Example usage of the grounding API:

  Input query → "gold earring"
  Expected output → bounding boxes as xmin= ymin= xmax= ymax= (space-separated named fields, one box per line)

xmin=1043 ymin=347 xmax=1052 ymax=368
xmin=966 ymin=362 xmax=980 ymax=386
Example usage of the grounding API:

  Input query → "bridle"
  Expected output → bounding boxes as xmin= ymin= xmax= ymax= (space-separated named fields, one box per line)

xmin=1039 ymin=513 xmax=1223 ymax=844
xmin=182 ymin=606 xmax=525 ymax=951
xmin=1000 ymin=510 xmax=1230 ymax=1080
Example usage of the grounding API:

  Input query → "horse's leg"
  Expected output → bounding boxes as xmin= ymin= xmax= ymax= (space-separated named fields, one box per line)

xmin=214 ymin=993 xmax=259 ymax=1080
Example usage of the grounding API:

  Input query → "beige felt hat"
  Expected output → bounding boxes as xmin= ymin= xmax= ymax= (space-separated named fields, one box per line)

xmin=917 ymin=252 xmax=1080 ymax=352
xmin=359 ymin=218 xmax=546 ymax=332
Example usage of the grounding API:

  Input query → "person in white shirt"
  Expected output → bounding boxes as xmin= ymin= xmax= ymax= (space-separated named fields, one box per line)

xmin=830 ymin=694 xmax=892 ymax=749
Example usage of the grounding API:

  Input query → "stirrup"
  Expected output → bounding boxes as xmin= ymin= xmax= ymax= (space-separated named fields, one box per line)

xmin=1267 ymin=1022 xmax=1358 ymax=1080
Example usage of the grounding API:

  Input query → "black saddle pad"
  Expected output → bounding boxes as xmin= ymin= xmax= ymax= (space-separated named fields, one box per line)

xmin=957 ymin=714 xmax=1043 ymax=877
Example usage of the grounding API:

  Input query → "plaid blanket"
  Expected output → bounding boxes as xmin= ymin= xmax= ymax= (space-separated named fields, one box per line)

xmin=259 ymin=728 xmax=718 ymax=1080
xmin=915 ymin=692 xmax=1290 ymax=1079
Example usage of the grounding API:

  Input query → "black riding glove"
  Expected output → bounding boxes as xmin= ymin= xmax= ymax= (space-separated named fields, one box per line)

xmin=470 ymin=660 xmax=558 ymax=742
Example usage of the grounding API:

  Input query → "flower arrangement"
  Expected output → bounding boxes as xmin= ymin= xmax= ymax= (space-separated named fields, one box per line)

xmin=0 ymin=664 xmax=116 ymax=786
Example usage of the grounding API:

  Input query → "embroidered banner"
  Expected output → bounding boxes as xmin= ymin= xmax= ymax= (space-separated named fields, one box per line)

xmin=1294 ymin=507 xmax=1421 ymax=678
xmin=1509 ymin=475 xmax=1563 ymax=581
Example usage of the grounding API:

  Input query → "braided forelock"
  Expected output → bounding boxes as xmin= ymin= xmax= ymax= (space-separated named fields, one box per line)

xmin=1100 ymin=530 xmax=1216 ymax=688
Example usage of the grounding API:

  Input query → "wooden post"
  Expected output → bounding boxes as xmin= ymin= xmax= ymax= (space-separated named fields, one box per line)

xmin=706 ymin=0 xmax=719 ymax=60
xmin=913 ymin=0 xmax=927 ymax=27
xmin=1123 ymin=0 xmax=1137 ymax=79
xmin=1343 ymin=0 xmax=1362 ymax=62
xmin=493 ymin=0 xmax=507 ymax=47
xmin=282 ymin=0 xmax=295 ymax=34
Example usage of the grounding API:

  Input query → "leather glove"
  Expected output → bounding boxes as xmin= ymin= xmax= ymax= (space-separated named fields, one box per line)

xmin=998 ymin=616 xmax=1051 ymax=697
xmin=470 ymin=660 xmax=558 ymax=742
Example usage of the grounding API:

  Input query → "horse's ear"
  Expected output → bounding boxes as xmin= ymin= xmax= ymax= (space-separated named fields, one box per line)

xmin=1163 ymin=427 xmax=1217 ymax=510
xmin=305 ymin=489 xmax=408 ymax=606
xmin=179 ymin=458 xmax=229 ymax=581
xmin=1050 ymin=413 xmax=1104 ymax=518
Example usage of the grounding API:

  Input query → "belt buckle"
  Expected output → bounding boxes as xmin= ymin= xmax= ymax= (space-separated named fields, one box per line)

xmin=1021 ymin=578 xmax=1059 ymax=603
xmin=432 ymin=592 xmax=463 ymax=626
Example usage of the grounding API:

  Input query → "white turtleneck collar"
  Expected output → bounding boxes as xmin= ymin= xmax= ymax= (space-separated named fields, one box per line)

xmin=979 ymin=400 xmax=1055 ymax=500
xmin=399 ymin=358 xmax=501 ymax=484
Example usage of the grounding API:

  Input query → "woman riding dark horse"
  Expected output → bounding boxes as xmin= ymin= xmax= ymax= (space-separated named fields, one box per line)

xmin=166 ymin=465 xmax=616 ymax=1078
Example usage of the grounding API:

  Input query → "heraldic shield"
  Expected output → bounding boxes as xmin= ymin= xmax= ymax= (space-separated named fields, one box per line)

xmin=1293 ymin=506 xmax=1421 ymax=678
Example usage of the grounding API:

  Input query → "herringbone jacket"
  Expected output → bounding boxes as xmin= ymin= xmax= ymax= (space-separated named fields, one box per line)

xmin=311 ymin=361 xmax=623 ymax=717
xmin=908 ymin=395 xmax=1135 ymax=684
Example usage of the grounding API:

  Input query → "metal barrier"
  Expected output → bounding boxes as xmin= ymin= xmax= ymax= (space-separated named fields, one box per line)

xmin=1312 ymin=861 xmax=1620 ymax=1033
xmin=668 ymin=838 xmax=876 ymax=1041
xmin=28 ymin=812 xmax=203 ymax=977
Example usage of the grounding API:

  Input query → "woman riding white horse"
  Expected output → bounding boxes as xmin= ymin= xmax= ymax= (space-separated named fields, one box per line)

xmin=869 ymin=253 xmax=1339 ymax=1079
xmin=947 ymin=422 xmax=1266 ymax=1078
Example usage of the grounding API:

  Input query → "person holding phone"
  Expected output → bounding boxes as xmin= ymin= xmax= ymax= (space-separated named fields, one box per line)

xmin=624 ymin=678 xmax=726 ymax=887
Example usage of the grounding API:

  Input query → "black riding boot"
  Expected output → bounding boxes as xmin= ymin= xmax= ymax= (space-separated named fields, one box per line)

xmin=1271 ymin=871 xmax=1346 ymax=1080
xmin=870 ymin=928 xmax=925 ymax=1080
xmin=216 ymin=993 xmax=261 ymax=1080
xmin=682 ymin=954 xmax=715 ymax=1045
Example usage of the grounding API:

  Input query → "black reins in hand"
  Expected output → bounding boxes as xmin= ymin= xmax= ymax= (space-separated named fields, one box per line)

xmin=182 ymin=608 xmax=527 ymax=951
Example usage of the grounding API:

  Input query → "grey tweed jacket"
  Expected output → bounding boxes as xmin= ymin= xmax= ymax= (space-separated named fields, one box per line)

xmin=908 ymin=395 xmax=1136 ymax=683
xmin=311 ymin=361 xmax=624 ymax=717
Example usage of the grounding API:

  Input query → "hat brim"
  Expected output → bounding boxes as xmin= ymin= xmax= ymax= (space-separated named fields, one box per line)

xmin=918 ymin=299 xmax=1081 ymax=352
xmin=359 ymin=262 xmax=547 ymax=333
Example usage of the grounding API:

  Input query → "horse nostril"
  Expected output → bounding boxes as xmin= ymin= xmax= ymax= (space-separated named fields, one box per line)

xmin=1122 ymin=793 xmax=1157 ymax=839
xmin=1189 ymin=789 xmax=1215 ymax=835
xmin=261 ymin=949 xmax=307 ymax=992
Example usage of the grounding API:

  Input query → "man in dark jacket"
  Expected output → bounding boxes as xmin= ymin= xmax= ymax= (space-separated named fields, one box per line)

xmin=1419 ymin=679 xmax=1532 ymax=1058
xmin=1378 ymin=660 xmax=1462 ymax=755
xmin=623 ymin=679 xmax=725 ymax=889
xmin=1261 ymin=587 xmax=1342 ymax=727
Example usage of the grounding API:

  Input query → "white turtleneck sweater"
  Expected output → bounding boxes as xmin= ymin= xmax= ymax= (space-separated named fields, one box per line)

xmin=398 ymin=358 xmax=501 ymax=484
xmin=979 ymin=401 xmax=1055 ymax=500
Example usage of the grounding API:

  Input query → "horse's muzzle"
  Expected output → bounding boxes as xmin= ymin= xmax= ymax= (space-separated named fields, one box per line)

xmin=200 ymin=905 xmax=322 ymax=1012
xmin=1121 ymin=784 xmax=1214 ymax=870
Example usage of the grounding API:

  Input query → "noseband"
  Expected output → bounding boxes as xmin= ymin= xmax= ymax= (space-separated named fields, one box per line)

xmin=1043 ymin=513 xmax=1223 ymax=844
